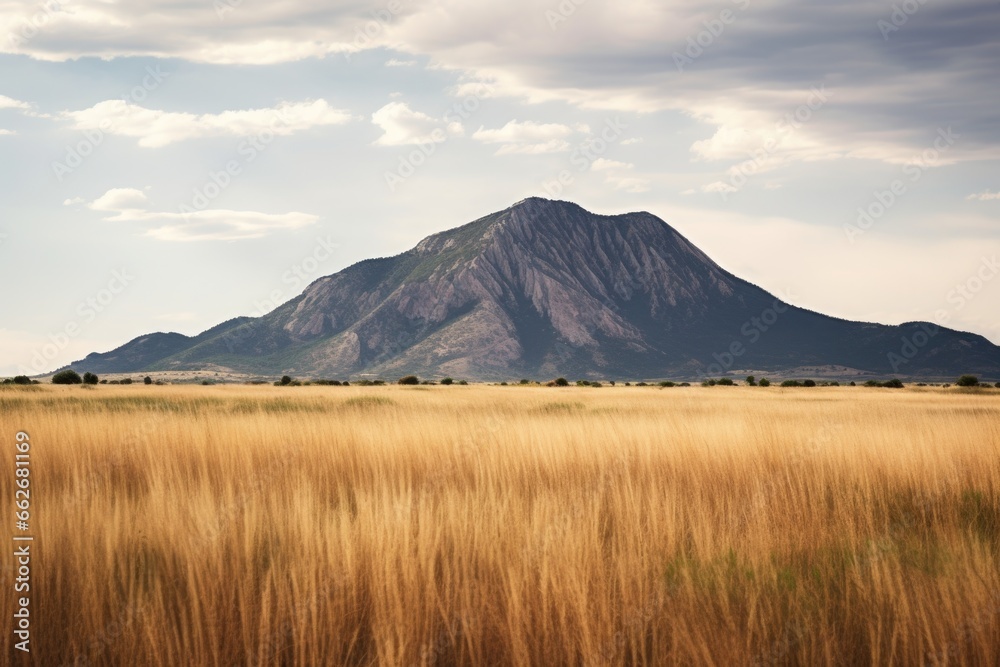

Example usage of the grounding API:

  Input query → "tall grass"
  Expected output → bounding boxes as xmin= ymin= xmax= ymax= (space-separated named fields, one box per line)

xmin=1 ymin=384 xmax=999 ymax=665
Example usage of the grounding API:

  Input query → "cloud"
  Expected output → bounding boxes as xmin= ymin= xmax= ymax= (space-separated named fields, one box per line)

xmin=588 ymin=158 xmax=650 ymax=192
xmin=371 ymin=102 xmax=463 ymax=146
xmin=0 ymin=95 xmax=30 ymax=110
xmin=0 ymin=129 xmax=14 ymax=136
xmin=590 ymin=159 xmax=633 ymax=172
xmin=84 ymin=188 xmax=318 ymax=241
xmin=60 ymin=99 xmax=353 ymax=148
xmin=385 ymin=58 xmax=417 ymax=67
xmin=967 ymin=190 xmax=1000 ymax=201
xmin=473 ymin=120 xmax=578 ymax=155
xmin=89 ymin=188 xmax=149 ymax=212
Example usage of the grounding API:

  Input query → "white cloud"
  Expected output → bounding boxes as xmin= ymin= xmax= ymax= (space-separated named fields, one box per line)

xmin=385 ymin=58 xmax=417 ymax=67
xmin=494 ymin=140 xmax=570 ymax=155
xmin=89 ymin=188 xmax=148 ymax=212
xmin=0 ymin=129 xmax=14 ymax=136
xmin=473 ymin=120 xmax=579 ymax=155
xmin=588 ymin=158 xmax=649 ymax=192
xmin=371 ymin=102 xmax=463 ymax=146
xmin=621 ymin=138 xmax=643 ymax=146
xmin=967 ymin=190 xmax=1000 ymax=201
xmin=62 ymin=197 xmax=85 ymax=206
xmin=0 ymin=95 xmax=30 ymax=110
xmin=591 ymin=159 xmax=633 ymax=172
xmin=61 ymin=99 xmax=353 ymax=148
xmin=700 ymin=181 xmax=738 ymax=194
xmin=84 ymin=188 xmax=318 ymax=241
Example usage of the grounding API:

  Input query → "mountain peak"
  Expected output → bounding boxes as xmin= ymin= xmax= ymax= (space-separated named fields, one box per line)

xmin=68 ymin=200 xmax=1000 ymax=380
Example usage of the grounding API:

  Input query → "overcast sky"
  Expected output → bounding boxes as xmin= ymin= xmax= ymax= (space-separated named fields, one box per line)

xmin=1 ymin=0 xmax=998 ymax=375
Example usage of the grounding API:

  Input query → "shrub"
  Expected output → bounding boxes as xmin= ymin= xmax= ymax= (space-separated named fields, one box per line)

xmin=457 ymin=380 xmax=468 ymax=386
xmin=746 ymin=375 xmax=756 ymax=386
xmin=280 ymin=375 xmax=293 ymax=386
xmin=52 ymin=370 xmax=83 ymax=385
xmin=701 ymin=379 xmax=717 ymax=387
xmin=609 ymin=381 xmax=615 ymax=386
xmin=398 ymin=375 xmax=420 ymax=385
xmin=802 ymin=380 xmax=817 ymax=387
xmin=781 ymin=380 xmax=801 ymax=388
xmin=121 ymin=378 xmax=133 ymax=385
xmin=553 ymin=378 xmax=569 ymax=387
xmin=717 ymin=378 xmax=735 ymax=386
xmin=849 ymin=381 xmax=856 ymax=386
xmin=519 ymin=379 xmax=530 ymax=385
xmin=883 ymin=378 xmax=905 ymax=389
xmin=956 ymin=375 xmax=980 ymax=387
xmin=440 ymin=378 xmax=454 ymax=385
xmin=679 ymin=382 xmax=691 ymax=387
xmin=758 ymin=378 xmax=771 ymax=387
xmin=83 ymin=372 xmax=99 ymax=385
xmin=589 ymin=382 xmax=602 ymax=388
xmin=13 ymin=375 xmax=32 ymax=385
xmin=144 ymin=376 xmax=153 ymax=385
xmin=636 ymin=382 xmax=648 ymax=387
xmin=658 ymin=381 xmax=676 ymax=388
xmin=864 ymin=380 xmax=881 ymax=388
xmin=995 ymin=382 xmax=1000 ymax=389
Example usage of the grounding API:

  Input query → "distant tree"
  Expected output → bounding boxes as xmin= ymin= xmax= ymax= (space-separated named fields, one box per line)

xmin=457 ymin=380 xmax=468 ymax=385
xmin=519 ymin=378 xmax=530 ymax=385
xmin=553 ymin=378 xmax=569 ymax=387
xmin=440 ymin=378 xmax=454 ymax=385
xmin=781 ymin=380 xmax=801 ymax=388
xmin=717 ymin=378 xmax=735 ymax=386
xmin=758 ymin=378 xmax=771 ymax=387
xmin=849 ymin=381 xmax=856 ymax=387
xmin=883 ymin=378 xmax=905 ymax=389
xmin=397 ymin=375 xmax=419 ymax=385
xmin=956 ymin=375 xmax=980 ymax=387
xmin=82 ymin=372 xmax=99 ymax=385
xmin=746 ymin=375 xmax=756 ymax=386
xmin=995 ymin=382 xmax=1000 ymax=389
xmin=121 ymin=378 xmax=133 ymax=385
xmin=864 ymin=380 xmax=881 ymax=387
xmin=12 ymin=375 xmax=31 ymax=385
xmin=52 ymin=370 xmax=83 ymax=385
xmin=144 ymin=376 xmax=153 ymax=385
xmin=659 ymin=381 xmax=676 ymax=388
xmin=279 ymin=375 xmax=293 ymax=386
xmin=609 ymin=380 xmax=616 ymax=386
xmin=802 ymin=379 xmax=817 ymax=387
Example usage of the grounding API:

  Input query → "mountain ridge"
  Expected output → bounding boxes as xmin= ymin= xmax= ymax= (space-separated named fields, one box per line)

xmin=64 ymin=198 xmax=1000 ymax=380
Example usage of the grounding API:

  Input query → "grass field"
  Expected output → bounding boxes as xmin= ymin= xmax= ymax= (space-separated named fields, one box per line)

xmin=1 ymin=383 xmax=999 ymax=666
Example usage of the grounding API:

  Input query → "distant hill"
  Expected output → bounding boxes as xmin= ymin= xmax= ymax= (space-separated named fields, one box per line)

xmin=65 ymin=198 xmax=1000 ymax=380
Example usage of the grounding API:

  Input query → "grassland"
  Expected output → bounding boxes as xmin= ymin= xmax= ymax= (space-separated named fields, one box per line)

xmin=1 ymin=383 xmax=998 ymax=666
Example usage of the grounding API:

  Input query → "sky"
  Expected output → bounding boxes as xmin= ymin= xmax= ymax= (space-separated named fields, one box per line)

xmin=0 ymin=0 xmax=998 ymax=376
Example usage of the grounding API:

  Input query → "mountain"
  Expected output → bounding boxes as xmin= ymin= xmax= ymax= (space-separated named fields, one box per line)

xmin=67 ymin=198 xmax=1000 ymax=380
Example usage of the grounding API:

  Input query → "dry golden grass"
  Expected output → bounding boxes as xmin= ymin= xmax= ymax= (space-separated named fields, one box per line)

xmin=1 ymin=383 xmax=999 ymax=666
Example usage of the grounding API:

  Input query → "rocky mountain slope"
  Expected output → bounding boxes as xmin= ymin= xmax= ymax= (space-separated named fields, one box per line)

xmin=66 ymin=198 xmax=1000 ymax=380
